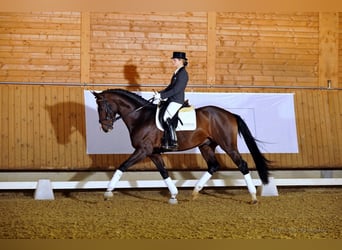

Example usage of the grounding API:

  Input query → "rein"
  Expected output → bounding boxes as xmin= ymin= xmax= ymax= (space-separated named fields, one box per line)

xmin=105 ymin=97 xmax=155 ymax=123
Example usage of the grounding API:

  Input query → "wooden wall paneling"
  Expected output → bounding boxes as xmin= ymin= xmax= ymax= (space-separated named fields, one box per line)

xmin=299 ymin=90 xmax=309 ymax=166
xmin=32 ymin=85 xmax=40 ymax=167
xmin=51 ymin=86 xmax=62 ymax=167
xmin=65 ymin=87 xmax=76 ymax=168
xmin=206 ymin=12 xmax=216 ymax=85
xmin=89 ymin=12 xmax=208 ymax=85
xmin=330 ymin=90 xmax=342 ymax=165
xmin=321 ymin=90 xmax=334 ymax=167
xmin=324 ymin=91 xmax=338 ymax=166
xmin=73 ymin=87 xmax=84 ymax=167
xmin=301 ymin=91 xmax=313 ymax=167
xmin=37 ymin=86 xmax=46 ymax=168
xmin=59 ymin=86 xmax=75 ymax=168
xmin=68 ymin=87 xmax=81 ymax=169
xmin=319 ymin=12 xmax=339 ymax=88
xmin=14 ymin=85 xmax=23 ymax=167
xmin=81 ymin=12 xmax=90 ymax=84
xmin=58 ymin=86 xmax=67 ymax=168
xmin=69 ymin=88 xmax=78 ymax=168
xmin=0 ymin=85 xmax=9 ymax=167
xmin=0 ymin=87 xmax=3 ymax=165
xmin=336 ymin=91 xmax=342 ymax=165
xmin=215 ymin=12 xmax=319 ymax=87
xmin=285 ymin=89 xmax=299 ymax=168
xmin=0 ymin=12 xmax=341 ymax=170
xmin=7 ymin=86 xmax=15 ymax=167
xmin=326 ymin=91 xmax=336 ymax=165
xmin=62 ymin=87 xmax=71 ymax=168
xmin=44 ymin=86 xmax=55 ymax=168
xmin=23 ymin=85 xmax=32 ymax=168
xmin=80 ymin=86 xmax=93 ymax=168
xmin=0 ymin=12 xmax=81 ymax=83
xmin=185 ymin=155 xmax=196 ymax=170
xmin=327 ymin=90 xmax=340 ymax=166
xmin=77 ymin=88 xmax=95 ymax=168
xmin=312 ymin=90 xmax=323 ymax=166
xmin=293 ymin=90 xmax=305 ymax=167
xmin=339 ymin=13 xmax=342 ymax=88
xmin=170 ymin=154 xmax=183 ymax=170
xmin=313 ymin=90 xmax=326 ymax=166
xmin=323 ymin=91 xmax=336 ymax=166
xmin=101 ymin=154 xmax=112 ymax=169
xmin=315 ymin=91 xmax=330 ymax=166
xmin=307 ymin=90 xmax=320 ymax=166
xmin=25 ymin=85 xmax=34 ymax=167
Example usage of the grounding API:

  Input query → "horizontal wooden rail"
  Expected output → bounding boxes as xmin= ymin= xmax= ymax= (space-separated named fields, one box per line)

xmin=1 ymin=170 xmax=341 ymax=190
xmin=1 ymin=81 xmax=342 ymax=90
xmin=1 ymin=178 xmax=342 ymax=191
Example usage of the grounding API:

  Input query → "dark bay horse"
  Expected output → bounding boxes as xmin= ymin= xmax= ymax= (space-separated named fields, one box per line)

xmin=92 ymin=89 xmax=270 ymax=204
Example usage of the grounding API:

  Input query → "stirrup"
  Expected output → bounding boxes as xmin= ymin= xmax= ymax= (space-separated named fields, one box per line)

xmin=162 ymin=141 xmax=178 ymax=151
xmin=162 ymin=145 xmax=178 ymax=151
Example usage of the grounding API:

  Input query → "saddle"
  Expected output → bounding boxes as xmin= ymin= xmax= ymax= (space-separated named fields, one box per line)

xmin=156 ymin=100 xmax=197 ymax=131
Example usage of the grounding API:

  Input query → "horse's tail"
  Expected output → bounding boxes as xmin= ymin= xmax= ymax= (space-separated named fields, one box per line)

xmin=234 ymin=114 xmax=270 ymax=184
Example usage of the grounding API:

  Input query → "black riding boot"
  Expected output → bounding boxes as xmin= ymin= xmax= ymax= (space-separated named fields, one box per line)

xmin=162 ymin=118 xmax=178 ymax=150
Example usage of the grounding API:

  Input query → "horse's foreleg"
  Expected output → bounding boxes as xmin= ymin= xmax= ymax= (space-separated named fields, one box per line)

xmin=104 ymin=169 xmax=123 ymax=200
xmin=164 ymin=177 xmax=178 ymax=204
xmin=149 ymin=153 xmax=178 ymax=204
xmin=104 ymin=149 xmax=146 ymax=200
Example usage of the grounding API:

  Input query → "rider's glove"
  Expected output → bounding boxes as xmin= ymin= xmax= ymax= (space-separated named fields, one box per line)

xmin=153 ymin=92 xmax=161 ymax=100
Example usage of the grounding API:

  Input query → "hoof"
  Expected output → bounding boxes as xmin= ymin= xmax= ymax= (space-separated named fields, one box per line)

xmin=168 ymin=198 xmax=178 ymax=205
xmin=250 ymin=199 xmax=258 ymax=205
xmin=104 ymin=191 xmax=113 ymax=200
xmin=192 ymin=190 xmax=200 ymax=200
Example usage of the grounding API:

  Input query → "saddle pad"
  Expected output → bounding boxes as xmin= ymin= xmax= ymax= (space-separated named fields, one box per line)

xmin=156 ymin=106 xmax=197 ymax=131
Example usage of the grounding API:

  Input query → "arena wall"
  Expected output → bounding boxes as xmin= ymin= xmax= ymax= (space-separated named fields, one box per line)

xmin=0 ymin=12 xmax=341 ymax=170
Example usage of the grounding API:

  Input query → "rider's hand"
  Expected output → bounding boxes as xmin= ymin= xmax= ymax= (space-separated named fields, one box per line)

xmin=153 ymin=92 xmax=161 ymax=100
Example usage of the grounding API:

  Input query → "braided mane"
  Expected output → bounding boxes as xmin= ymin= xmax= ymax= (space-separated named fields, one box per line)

xmin=103 ymin=89 xmax=155 ymax=108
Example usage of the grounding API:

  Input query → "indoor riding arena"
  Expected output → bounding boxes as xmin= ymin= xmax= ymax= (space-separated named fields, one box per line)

xmin=0 ymin=7 xmax=341 ymax=240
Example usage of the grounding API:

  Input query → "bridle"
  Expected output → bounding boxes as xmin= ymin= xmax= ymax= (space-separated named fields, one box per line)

xmin=97 ymin=96 xmax=155 ymax=126
xmin=97 ymin=98 xmax=116 ymax=125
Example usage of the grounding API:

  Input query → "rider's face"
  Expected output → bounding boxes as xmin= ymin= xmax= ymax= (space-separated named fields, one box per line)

xmin=171 ymin=58 xmax=183 ymax=68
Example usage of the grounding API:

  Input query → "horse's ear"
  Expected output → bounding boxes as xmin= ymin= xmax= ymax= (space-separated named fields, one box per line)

xmin=92 ymin=91 xmax=100 ymax=99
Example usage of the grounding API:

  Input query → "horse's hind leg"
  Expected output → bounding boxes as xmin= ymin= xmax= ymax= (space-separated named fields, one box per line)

xmin=225 ymin=149 xmax=258 ymax=204
xmin=193 ymin=143 xmax=220 ymax=200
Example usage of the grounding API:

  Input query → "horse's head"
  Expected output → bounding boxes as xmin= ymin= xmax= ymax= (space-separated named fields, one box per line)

xmin=92 ymin=91 xmax=117 ymax=132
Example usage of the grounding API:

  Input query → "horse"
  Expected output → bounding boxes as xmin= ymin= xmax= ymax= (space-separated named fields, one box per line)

xmin=92 ymin=89 xmax=271 ymax=204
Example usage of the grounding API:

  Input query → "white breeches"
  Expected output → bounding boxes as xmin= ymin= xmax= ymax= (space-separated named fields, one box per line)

xmin=163 ymin=102 xmax=182 ymax=121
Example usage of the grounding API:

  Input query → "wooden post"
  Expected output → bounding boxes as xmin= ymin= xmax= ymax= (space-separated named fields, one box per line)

xmin=81 ymin=12 xmax=91 ymax=84
xmin=207 ymin=12 xmax=216 ymax=85
xmin=319 ymin=12 xmax=338 ymax=89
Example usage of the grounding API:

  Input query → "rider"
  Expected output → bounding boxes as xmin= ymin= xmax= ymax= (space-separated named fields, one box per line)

xmin=153 ymin=51 xmax=189 ymax=150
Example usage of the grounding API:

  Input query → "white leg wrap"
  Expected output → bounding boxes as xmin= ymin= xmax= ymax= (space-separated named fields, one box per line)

xmin=164 ymin=177 xmax=178 ymax=197
xmin=244 ymin=173 xmax=256 ymax=195
xmin=107 ymin=169 xmax=123 ymax=191
xmin=194 ymin=172 xmax=212 ymax=192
